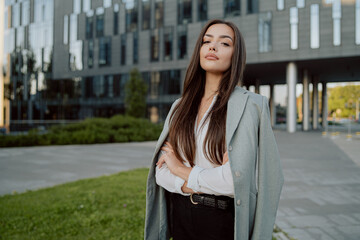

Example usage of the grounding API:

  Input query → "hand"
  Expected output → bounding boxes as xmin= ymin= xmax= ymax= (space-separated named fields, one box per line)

xmin=157 ymin=141 xmax=187 ymax=176
xmin=222 ymin=151 xmax=229 ymax=165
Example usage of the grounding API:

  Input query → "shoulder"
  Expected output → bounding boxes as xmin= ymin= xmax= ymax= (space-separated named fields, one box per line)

xmin=232 ymin=86 xmax=267 ymax=110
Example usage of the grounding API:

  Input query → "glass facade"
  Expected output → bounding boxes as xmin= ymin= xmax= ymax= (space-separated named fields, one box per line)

xmin=133 ymin=32 xmax=138 ymax=64
xmin=356 ymin=0 xmax=360 ymax=45
xmin=224 ymin=0 xmax=240 ymax=17
xmin=277 ymin=0 xmax=284 ymax=11
xmin=96 ymin=8 xmax=105 ymax=37
xmin=99 ymin=37 xmax=112 ymax=66
xmin=332 ymin=0 xmax=341 ymax=46
xmin=114 ymin=4 xmax=119 ymax=35
xmin=151 ymin=29 xmax=159 ymax=61
xmin=121 ymin=34 xmax=126 ymax=65
xmin=178 ymin=0 xmax=192 ymax=24
xmin=86 ymin=12 xmax=94 ymax=39
xmin=258 ymin=12 xmax=272 ymax=52
xmin=290 ymin=7 xmax=298 ymax=50
xmin=247 ymin=0 xmax=258 ymax=14
xmin=88 ymin=40 xmax=94 ymax=68
xmin=125 ymin=0 xmax=138 ymax=32
xmin=142 ymin=0 xmax=151 ymax=30
xmin=155 ymin=0 xmax=164 ymax=28
xmin=164 ymin=27 xmax=173 ymax=61
xmin=198 ymin=0 xmax=207 ymax=21
xmin=177 ymin=25 xmax=187 ymax=59
xmin=310 ymin=4 xmax=320 ymax=49
xmin=297 ymin=0 xmax=305 ymax=8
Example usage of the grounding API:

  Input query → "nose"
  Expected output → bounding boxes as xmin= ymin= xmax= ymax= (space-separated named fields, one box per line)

xmin=209 ymin=42 xmax=217 ymax=52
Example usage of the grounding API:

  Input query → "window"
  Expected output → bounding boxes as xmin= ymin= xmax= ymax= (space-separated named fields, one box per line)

xmin=88 ymin=40 xmax=94 ymax=68
xmin=178 ymin=0 xmax=192 ymax=24
xmin=133 ymin=32 xmax=138 ymax=64
xmin=73 ymin=0 xmax=81 ymax=14
xmin=177 ymin=25 xmax=187 ymax=59
xmin=297 ymin=0 xmax=305 ymax=8
xmin=155 ymin=0 xmax=164 ymax=28
xmin=124 ymin=0 xmax=138 ymax=32
xmin=161 ymin=70 xmax=181 ymax=95
xmin=224 ymin=0 xmax=240 ymax=17
xmin=107 ymin=75 xmax=114 ymax=98
xmin=277 ymin=0 xmax=284 ymax=11
xmin=247 ymin=0 xmax=258 ymax=14
xmin=332 ymin=0 xmax=341 ymax=46
xmin=104 ymin=0 xmax=112 ymax=8
xmin=121 ymin=34 xmax=126 ymax=65
xmin=310 ymin=4 xmax=319 ymax=49
xmin=83 ymin=0 xmax=91 ymax=12
xmin=69 ymin=14 xmax=77 ymax=42
xmin=21 ymin=0 xmax=30 ymax=26
xmin=99 ymin=37 xmax=111 ymax=66
xmin=96 ymin=8 xmax=104 ymax=37
xmin=86 ymin=12 xmax=94 ymax=39
xmin=142 ymin=0 xmax=150 ymax=30
xmin=164 ymin=27 xmax=173 ymax=61
xmin=114 ymin=4 xmax=119 ymax=35
xmin=151 ymin=29 xmax=159 ymax=61
xmin=198 ymin=0 xmax=207 ymax=21
xmin=69 ymin=41 xmax=83 ymax=71
xmin=258 ymin=12 xmax=272 ymax=52
xmin=63 ymin=15 xmax=69 ymax=44
xmin=356 ymin=0 xmax=360 ymax=45
xmin=12 ymin=3 xmax=20 ymax=27
xmin=290 ymin=7 xmax=298 ymax=50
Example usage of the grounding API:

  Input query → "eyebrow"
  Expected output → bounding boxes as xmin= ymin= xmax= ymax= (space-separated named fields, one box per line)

xmin=204 ymin=34 xmax=233 ymax=42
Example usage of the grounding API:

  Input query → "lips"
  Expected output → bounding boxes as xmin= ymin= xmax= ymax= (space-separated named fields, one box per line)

xmin=205 ymin=53 xmax=219 ymax=60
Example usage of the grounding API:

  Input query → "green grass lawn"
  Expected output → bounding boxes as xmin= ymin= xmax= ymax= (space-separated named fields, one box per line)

xmin=0 ymin=168 xmax=148 ymax=240
xmin=0 ymin=168 xmax=282 ymax=240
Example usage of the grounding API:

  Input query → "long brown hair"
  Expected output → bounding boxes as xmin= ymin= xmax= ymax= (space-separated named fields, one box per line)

xmin=168 ymin=19 xmax=246 ymax=166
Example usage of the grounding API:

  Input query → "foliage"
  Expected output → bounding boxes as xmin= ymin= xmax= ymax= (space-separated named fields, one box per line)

xmin=328 ymin=85 xmax=360 ymax=118
xmin=0 ymin=168 xmax=148 ymax=240
xmin=125 ymin=68 xmax=148 ymax=118
xmin=0 ymin=115 xmax=163 ymax=148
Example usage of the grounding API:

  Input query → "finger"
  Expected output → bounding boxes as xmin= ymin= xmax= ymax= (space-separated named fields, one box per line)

xmin=161 ymin=146 xmax=171 ymax=152
xmin=157 ymin=156 xmax=166 ymax=168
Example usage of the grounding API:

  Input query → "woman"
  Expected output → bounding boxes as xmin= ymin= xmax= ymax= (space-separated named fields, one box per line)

xmin=145 ymin=19 xmax=284 ymax=240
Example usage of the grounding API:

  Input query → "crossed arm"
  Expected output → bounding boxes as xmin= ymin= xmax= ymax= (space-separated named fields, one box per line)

xmin=156 ymin=141 xmax=229 ymax=194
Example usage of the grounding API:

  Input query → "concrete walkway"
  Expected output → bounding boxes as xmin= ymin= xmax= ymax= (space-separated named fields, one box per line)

xmin=0 ymin=130 xmax=360 ymax=239
xmin=275 ymin=130 xmax=360 ymax=240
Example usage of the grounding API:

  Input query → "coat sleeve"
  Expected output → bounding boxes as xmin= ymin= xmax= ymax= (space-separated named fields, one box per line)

xmin=251 ymin=96 xmax=284 ymax=240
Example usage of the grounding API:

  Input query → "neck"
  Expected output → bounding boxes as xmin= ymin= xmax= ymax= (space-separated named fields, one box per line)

xmin=204 ymin=72 xmax=222 ymax=99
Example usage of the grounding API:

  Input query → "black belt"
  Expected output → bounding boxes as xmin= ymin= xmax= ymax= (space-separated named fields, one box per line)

xmin=189 ymin=193 xmax=234 ymax=211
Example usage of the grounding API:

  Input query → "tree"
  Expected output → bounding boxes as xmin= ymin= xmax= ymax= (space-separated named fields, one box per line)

xmin=125 ymin=68 xmax=148 ymax=118
xmin=328 ymin=85 xmax=360 ymax=118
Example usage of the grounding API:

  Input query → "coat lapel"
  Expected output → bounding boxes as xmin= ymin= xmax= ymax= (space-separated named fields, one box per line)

xmin=226 ymin=86 xmax=249 ymax=147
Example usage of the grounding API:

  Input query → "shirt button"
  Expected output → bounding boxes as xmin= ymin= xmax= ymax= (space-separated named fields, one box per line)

xmin=236 ymin=199 xmax=241 ymax=206
xmin=228 ymin=145 xmax=233 ymax=151
xmin=235 ymin=171 xmax=240 ymax=177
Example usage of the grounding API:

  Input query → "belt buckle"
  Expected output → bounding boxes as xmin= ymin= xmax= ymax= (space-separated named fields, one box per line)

xmin=190 ymin=193 xmax=199 ymax=205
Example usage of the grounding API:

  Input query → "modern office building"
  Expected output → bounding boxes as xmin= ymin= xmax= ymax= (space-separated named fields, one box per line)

xmin=2 ymin=0 xmax=360 ymax=132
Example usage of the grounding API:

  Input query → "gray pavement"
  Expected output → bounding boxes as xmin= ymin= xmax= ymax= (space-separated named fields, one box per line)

xmin=0 ymin=130 xmax=360 ymax=240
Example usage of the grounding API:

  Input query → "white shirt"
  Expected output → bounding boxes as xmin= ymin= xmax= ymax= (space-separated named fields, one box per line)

xmin=155 ymin=95 xmax=234 ymax=197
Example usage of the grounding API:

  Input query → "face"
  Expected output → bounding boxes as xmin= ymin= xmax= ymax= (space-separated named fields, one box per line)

xmin=200 ymin=24 xmax=235 ymax=74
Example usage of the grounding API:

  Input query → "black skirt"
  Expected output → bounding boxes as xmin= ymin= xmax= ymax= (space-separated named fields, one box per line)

xmin=166 ymin=191 xmax=235 ymax=240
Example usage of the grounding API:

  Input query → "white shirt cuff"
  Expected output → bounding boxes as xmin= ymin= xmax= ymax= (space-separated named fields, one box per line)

xmin=187 ymin=165 xmax=205 ymax=192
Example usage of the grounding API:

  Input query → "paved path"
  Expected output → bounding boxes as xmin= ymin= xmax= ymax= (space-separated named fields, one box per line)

xmin=0 ymin=130 xmax=360 ymax=240
xmin=275 ymin=130 xmax=360 ymax=240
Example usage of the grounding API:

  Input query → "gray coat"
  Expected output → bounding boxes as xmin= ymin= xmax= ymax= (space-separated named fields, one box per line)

xmin=145 ymin=86 xmax=284 ymax=240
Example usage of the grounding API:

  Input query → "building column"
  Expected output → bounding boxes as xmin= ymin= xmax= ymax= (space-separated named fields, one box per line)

xmin=322 ymin=81 xmax=328 ymax=129
xmin=255 ymin=78 xmax=260 ymax=94
xmin=287 ymin=62 xmax=297 ymax=133
xmin=302 ymin=70 xmax=310 ymax=131
xmin=269 ymin=83 xmax=276 ymax=127
xmin=312 ymin=76 xmax=319 ymax=130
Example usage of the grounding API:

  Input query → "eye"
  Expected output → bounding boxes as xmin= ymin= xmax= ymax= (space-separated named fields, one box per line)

xmin=221 ymin=42 xmax=230 ymax=47
xmin=202 ymin=40 xmax=210 ymax=44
